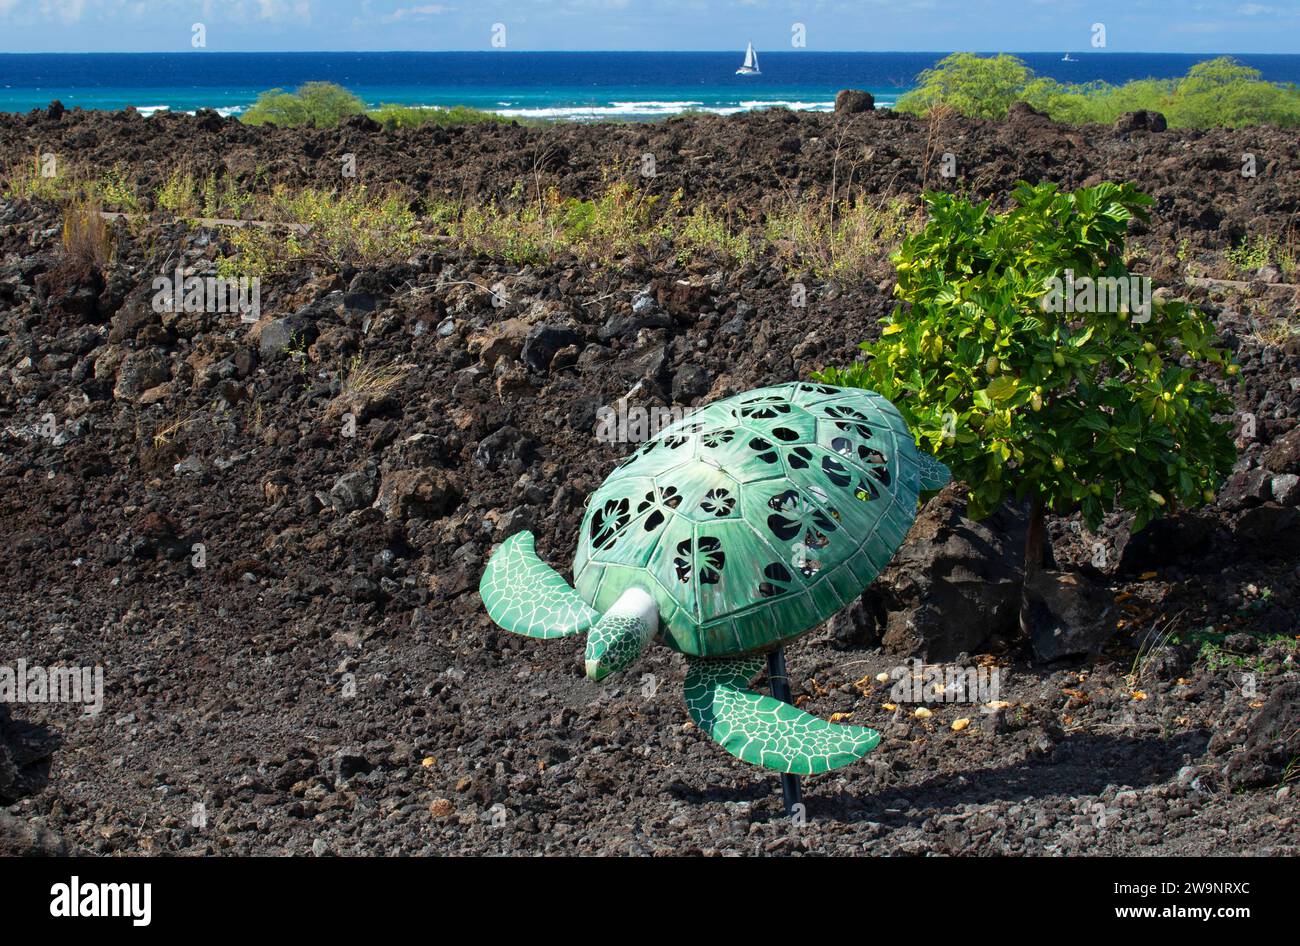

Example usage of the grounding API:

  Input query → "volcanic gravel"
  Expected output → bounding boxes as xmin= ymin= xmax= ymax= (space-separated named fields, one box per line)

xmin=0 ymin=103 xmax=1297 ymax=855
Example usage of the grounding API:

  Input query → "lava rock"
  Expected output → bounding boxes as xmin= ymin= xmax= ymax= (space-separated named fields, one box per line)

xmin=1263 ymin=427 xmax=1300 ymax=473
xmin=36 ymin=260 xmax=105 ymax=324
xmin=1271 ymin=473 xmax=1300 ymax=506
xmin=1114 ymin=110 xmax=1168 ymax=133
xmin=108 ymin=283 xmax=162 ymax=343
xmin=112 ymin=349 xmax=170 ymax=401
xmin=259 ymin=315 xmax=319 ymax=360
xmin=1116 ymin=514 xmax=1214 ymax=573
xmin=521 ymin=323 xmax=581 ymax=372
xmin=599 ymin=306 xmax=671 ymax=340
xmin=329 ymin=469 xmax=378 ymax=513
xmin=828 ymin=595 xmax=878 ymax=649
xmin=671 ymin=364 xmax=711 ymax=403
xmin=1233 ymin=503 xmax=1298 ymax=543
xmin=1210 ymin=680 xmax=1300 ymax=790
xmin=341 ymin=113 xmax=381 ymax=134
xmin=1007 ymin=101 xmax=1051 ymax=122
xmin=322 ymin=748 xmax=374 ymax=787
xmin=0 ymin=813 xmax=72 ymax=856
xmin=342 ymin=291 xmax=380 ymax=313
xmin=0 ymin=702 xmax=58 ymax=806
xmin=375 ymin=468 xmax=458 ymax=520
xmin=1026 ymin=569 xmax=1115 ymax=662
xmin=193 ymin=108 xmax=225 ymax=132
xmin=496 ymin=507 xmax=534 ymax=535
xmin=656 ymin=278 xmax=710 ymax=315
xmin=471 ymin=318 xmax=529 ymax=365
xmin=834 ymin=89 xmax=875 ymax=114
xmin=861 ymin=484 xmax=1027 ymax=660
xmin=1221 ymin=467 xmax=1272 ymax=509
xmin=474 ymin=426 xmax=537 ymax=473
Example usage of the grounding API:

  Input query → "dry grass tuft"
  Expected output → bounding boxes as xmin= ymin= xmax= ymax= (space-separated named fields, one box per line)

xmin=61 ymin=196 xmax=113 ymax=271
xmin=340 ymin=355 xmax=411 ymax=403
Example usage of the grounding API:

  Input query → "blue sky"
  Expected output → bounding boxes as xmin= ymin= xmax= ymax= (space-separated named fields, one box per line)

xmin=0 ymin=0 xmax=1296 ymax=53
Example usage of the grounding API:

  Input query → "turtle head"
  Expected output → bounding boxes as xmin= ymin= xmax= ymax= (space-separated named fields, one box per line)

xmin=584 ymin=587 xmax=659 ymax=681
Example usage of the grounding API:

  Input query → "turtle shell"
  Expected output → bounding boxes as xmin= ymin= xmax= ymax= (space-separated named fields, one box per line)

xmin=573 ymin=383 xmax=927 ymax=658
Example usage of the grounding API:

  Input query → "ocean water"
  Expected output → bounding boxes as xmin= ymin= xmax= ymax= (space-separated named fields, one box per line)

xmin=0 ymin=51 xmax=1298 ymax=120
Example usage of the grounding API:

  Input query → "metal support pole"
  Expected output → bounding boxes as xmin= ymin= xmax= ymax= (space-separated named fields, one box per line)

xmin=766 ymin=647 xmax=804 ymax=817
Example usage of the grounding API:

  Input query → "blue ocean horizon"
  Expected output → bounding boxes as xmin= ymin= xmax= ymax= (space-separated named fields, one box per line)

xmin=1 ymin=51 xmax=1298 ymax=120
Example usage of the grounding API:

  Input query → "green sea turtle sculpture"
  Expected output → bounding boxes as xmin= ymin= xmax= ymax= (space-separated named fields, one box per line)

xmin=480 ymin=382 xmax=950 ymax=775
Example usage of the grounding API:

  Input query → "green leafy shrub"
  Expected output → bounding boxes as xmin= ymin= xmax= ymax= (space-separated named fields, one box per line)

xmin=1167 ymin=57 xmax=1300 ymax=128
xmin=899 ymin=54 xmax=1300 ymax=128
xmin=896 ymin=53 xmax=1032 ymax=121
xmin=240 ymin=88 xmax=310 ymax=127
xmin=241 ymin=82 xmax=365 ymax=128
xmin=815 ymin=181 xmax=1238 ymax=536
xmin=240 ymin=84 xmax=514 ymax=130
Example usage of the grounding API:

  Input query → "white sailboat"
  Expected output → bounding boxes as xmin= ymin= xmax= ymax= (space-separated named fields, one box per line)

xmin=736 ymin=41 xmax=760 ymax=75
xmin=1061 ymin=53 xmax=1077 ymax=62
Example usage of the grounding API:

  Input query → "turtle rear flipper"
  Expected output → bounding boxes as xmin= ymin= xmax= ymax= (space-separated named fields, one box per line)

xmin=684 ymin=655 xmax=881 ymax=775
xmin=479 ymin=531 xmax=600 ymax=639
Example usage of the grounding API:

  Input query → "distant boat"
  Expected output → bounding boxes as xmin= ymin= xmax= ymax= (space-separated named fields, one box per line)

xmin=1061 ymin=53 xmax=1077 ymax=62
xmin=736 ymin=41 xmax=760 ymax=75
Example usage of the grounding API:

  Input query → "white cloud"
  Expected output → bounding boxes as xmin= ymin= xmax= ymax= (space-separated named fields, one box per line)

xmin=254 ymin=0 xmax=312 ymax=20
xmin=39 ymin=0 xmax=87 ymax=23
xmin=382 ymin=3 xmax=447 ymax=21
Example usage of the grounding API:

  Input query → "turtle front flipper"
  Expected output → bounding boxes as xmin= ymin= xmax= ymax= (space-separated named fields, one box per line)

xmin=684 ymin=655 xmax=881 ymax=775
xmin=917 ymin=451 xmax=951 ymax=492
xmin=479 ymin=531 xmax=600 ymax=639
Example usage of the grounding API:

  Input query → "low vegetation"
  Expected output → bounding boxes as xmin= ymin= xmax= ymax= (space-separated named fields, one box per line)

xmin=1225 ymin=231 xmax=1297 ymax=281
xmin=95 ymin=162 xmax=142 ymax=214
xmin=898 ymin=54 xmax=1300 ymax=128
xmin=445 ymin=180 xmax=661 ymax=265
xmin=367 ymin=103 xmax=510 ymax=130
xmin=239 ymin=82 xmax=509 ymax=129
xmin=217 ymin=184 xmax=420 ymax=276
xmin=156 ymin=166 xmax=260 ymax=219
xmin=766 ymin=193 xmax=917 ymax=280
xmin=677 ymin=204 xmax=754 ymax=265
xmin=3 ymin=150 xmax=76 ymax=202
xmin=198 ymin=171 xmax=916 ymax=279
